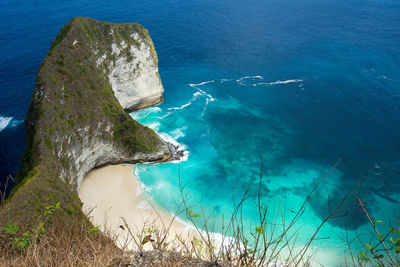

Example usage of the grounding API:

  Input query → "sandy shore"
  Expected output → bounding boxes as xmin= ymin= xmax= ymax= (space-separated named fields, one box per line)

xmin=78 ymin=164 xmax=190 ymax=250
xmin=77 ymin=164 xmax=342 ymax=265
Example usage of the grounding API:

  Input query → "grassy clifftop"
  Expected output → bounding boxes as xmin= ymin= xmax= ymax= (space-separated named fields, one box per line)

xmin=1 ymin=17 xmax=169 ymax=228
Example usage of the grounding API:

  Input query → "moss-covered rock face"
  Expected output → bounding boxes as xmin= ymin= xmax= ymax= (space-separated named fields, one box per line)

xmin=1 ymin=17 xmax=170 ymax=225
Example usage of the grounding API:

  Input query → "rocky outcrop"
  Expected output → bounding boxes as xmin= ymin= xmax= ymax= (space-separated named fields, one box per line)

xmin=60 ymin=122 xmax=171 ymax=188
xmin=1 ymin=17 xmax=171 ymax=223
xmin=107 ymin=39 xmax=164 ymax=111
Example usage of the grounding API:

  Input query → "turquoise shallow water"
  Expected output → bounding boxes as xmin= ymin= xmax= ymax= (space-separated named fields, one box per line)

xmin=0 ymin=0 xmax=399 ymax=265
xmin=131 ymin=63 xmax=400 ymax=264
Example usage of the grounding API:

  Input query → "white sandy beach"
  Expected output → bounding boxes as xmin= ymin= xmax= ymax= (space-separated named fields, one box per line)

xmin=77 ymin=164 xmax=344 ymax=265
xmin=78 ymin=164 xmax=190 ymax=250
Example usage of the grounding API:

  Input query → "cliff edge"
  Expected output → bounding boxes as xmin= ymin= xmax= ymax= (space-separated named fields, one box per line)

xmin=1 ymin=17 xmax=171 ymax=224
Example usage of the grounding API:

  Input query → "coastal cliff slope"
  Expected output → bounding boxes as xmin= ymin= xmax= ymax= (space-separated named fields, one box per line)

xmin=0 ymin=17 xmax=171 ymax=225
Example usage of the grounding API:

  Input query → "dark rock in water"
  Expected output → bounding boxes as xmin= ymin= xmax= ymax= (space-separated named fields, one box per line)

xmin=166 ymin=142 xmax=187 ymax=162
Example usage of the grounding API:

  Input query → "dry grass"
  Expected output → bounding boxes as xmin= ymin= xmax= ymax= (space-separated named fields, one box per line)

xmin=4 ymin=159 xmax=396 ymax=267
xmin=0 ymin=215 xmax=129 ymax=267
xmin=0 ymin=160 xmax=340 ymax=267
xmin=0 ymin=175 xmax=128 ymax=267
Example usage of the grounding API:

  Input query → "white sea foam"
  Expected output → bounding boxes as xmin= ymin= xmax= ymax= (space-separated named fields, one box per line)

xmin=169 ymin=126 xmax=187 ymax=140
xmin=144 ymin=122 xmax=161 ymax=131
xmin=263 ymin=79 xmax=303 ymax=85
xmin=130 ymin=107 xmax=162 ymax=120
xmin=235 ymin=76 xmax=303 ymax=87
xmin=134 ymin=167 xmax=153 ymax=193
xmin=0 ymin=116 xmax=12 ymax=132
xmin=168 ymin=101 xmax=193 ymax=111
xmin=168 ymin=92 xmax=202 ymax=111
xmin=201 ymin=97 xmax=211 ymax=118
xmin=201 ymin=91 xmax=215 ymax=102
xmin=171 ymin=214 xmax=247 ymax=258
xmin=167 ymin=82 xmax=215 ymax=119
xmin=168 ymin=209 xmax=318 ymax=267
xmin=236 ymin=75 xmax=263 ymax=82
xmin=157 ymin=111 xmax=172 ymax=119
xmin=158 ymin=132 xmax=189 ymax=163
xmin=189 ymin=83 xmax=215 ymax=102
xmin=189 ymin=80 xmax=215 ymax=87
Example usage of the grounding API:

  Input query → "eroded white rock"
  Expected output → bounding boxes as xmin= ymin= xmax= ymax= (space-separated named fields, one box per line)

xmin=107 ymin=36 xmax=163 ymax=111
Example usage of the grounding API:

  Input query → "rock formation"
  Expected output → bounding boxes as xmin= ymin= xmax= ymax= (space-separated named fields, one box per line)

xmin=107 ymin=36 xmax=164 ymax=111
xmin=1 ymin=17 xmax=171 ymax=224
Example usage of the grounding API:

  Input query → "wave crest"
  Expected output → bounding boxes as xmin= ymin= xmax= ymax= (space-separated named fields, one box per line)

xmin=0 ymin=116 xmax=13 ymax=132
xmin=130 ymin=107 xmax=162 ymax=120
xmin=266 ymin=79 xmax=303 ymax=85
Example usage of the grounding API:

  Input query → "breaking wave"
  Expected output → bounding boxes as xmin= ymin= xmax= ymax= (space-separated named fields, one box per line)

xmin=168 ymin=92 xmax=203 ymax=111
xmin=130 ymin=107 xmax=162 ymax=120
xmin=159 ymin=132 xmax=189 ymax=163
xmin=0 ymin=116 xmax=13 ymax=132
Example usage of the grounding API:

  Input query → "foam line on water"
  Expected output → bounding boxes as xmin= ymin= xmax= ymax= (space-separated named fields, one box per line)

xmin=141 ymin=122 xmax=189 ymax=154
xmin=0 ymin=116 xmax=12 ymax=132
xmin=189 ymin=83 xmax=215 ymax=102
xmin=130 ymin=107 xmax=162 ymax=120
xmin=188 ymin=82 xmax=216 ymax=118
xmin=134 ymin=167 xmax=153 ymax=194
xmin=165 ymin=81 xmax=217 ymax=117
xmin=137 ymin=115 xmax=189 ymax=163
xmin=236 ymin=75 xmax=264 ymax=82
xmin=255 ymin=79 xmax=303 ymax=86
xmin=234 ymin=76 xmax=303 ymax=87
xmin=266 ymin=79 xmax=303 ymax=85
xmin=168 ymin=92 xmax=202 ymax=111
xmin=158 ymin=132 xmax=189 ymax=163
xmin=189 ymin=80 xmax=215 ymax=87
xmin=172 ymin=214 xmax=243 ymax=251
xmin=133 ymin=186 xmax=246 ymax=252
xmin=173 ymin=211 xmax=340 ymax=266
xmin=157 ymin=111 xmax=172 ymax=119
xmin=145 ymin=122 xmax=161 ymax=131
xmin=201 ymin=98 xmax=211 ymax=119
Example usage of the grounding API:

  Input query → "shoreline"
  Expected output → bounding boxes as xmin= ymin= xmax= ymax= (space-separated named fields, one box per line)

xmin=78 ymin=164 xmax=191 ymax=250
xmin=77 ymin=164 xmax=343 ymax=265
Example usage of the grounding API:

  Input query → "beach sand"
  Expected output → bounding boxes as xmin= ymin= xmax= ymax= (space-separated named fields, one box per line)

xmin=76 ymin=164 xmax=343 ymax=265
xmin=78 ymin=164 xmax=190 ymax=250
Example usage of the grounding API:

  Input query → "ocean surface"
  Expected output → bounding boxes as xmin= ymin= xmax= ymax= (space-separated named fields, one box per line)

xmin=1 ymin=0 xmax=400 ymax=265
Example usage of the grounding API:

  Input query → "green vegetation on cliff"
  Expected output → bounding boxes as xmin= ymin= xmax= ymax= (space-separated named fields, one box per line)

xmin=1 ymin=17 xmax=169 ymax=231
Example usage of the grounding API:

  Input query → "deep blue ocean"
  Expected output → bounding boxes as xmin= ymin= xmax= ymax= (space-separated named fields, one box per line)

xmin=1 ymin=0 xmax=399 ymax=265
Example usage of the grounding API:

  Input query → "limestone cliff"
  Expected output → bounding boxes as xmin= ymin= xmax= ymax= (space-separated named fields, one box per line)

xmin=1 ymin=17 xmax=170 ymax=224
xmin=107 ymin=35 xmax=164 ymax=111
